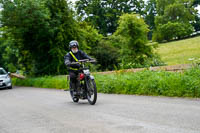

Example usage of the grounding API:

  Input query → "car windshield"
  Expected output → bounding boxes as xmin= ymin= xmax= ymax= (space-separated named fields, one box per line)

xmin=0 ymin=69 xmax=7 ymax=75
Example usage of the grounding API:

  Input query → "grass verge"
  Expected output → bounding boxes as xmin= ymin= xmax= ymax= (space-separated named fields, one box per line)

xmin=12 ymin=67 xmax=200 ymax=98
xmin=12 ymin=75 xmax=68 ymax=89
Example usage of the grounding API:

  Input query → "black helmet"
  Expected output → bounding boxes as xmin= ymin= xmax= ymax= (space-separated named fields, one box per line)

xmin=69 ymin=40 xmax=79 ymax=49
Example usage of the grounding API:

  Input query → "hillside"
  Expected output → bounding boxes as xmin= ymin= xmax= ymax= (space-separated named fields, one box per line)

xmin=156 ymin=36 xmax=200 ymax=65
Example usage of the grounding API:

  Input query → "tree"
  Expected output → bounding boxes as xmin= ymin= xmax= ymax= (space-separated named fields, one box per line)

xmin=156 ymin=0 xmax=175 ymax=15
xmin=153 ymin=22 xmax=194 ymax=41
xmin=0 ymin=27 xmax=19 ymax=72
xmin=192 ymin=0 xmax=200 ymax=32
xmin=0 ymin=0 xmax=78 ymax=75
xmin=144 ymin=0 xmax=157 ymax=39
xmin=44 ymin=0 xmax=79 ymax=75
xmin=153 ymin=0 xmax=196 ymax=42
xmin=192 ymin=15 xmax=200 ymax=32
xmin=114 ymin=13 xmax=155 ymax=68
xmin=193 ymin=0 xmax=200 ymax=7
xmin=1 ymin=0 xmax=51 ymax=75
xmin=76 ymin=0 xmax=145 ymax=36
xmin=76 ymin=21 xmax=103 ymax=54
xmin=75 ymin=21 xmax=120 ymax=71
xmin=92 ymin=37 xmax=120 ymax=71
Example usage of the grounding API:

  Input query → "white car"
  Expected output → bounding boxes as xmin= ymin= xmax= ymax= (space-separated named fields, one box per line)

xmin=0 ymin=67 xmax=12 ymax=89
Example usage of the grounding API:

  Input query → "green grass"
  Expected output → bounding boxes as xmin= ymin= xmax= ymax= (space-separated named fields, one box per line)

xmin=95 ymin=67 xmax=200 ymax=97
xmin=12 ymin=75 xmax=69 ymax=89
xmin=13 ymin=67 xmax=200 ymax=98
xmin=156 ymin=36 xmax=200 ymax=65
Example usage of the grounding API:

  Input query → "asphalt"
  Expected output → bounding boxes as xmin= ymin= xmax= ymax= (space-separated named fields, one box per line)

xmin=0 ymin=87 xmax=200 ymax=133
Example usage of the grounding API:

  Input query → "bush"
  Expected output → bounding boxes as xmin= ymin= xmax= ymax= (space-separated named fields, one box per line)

xmin=153 ymin=22 xmax=194 ymax=42
xmin=92 ymin=38 xmax=120 ymax=71
xmin=113 ymin=13 xmax=163 ymax=68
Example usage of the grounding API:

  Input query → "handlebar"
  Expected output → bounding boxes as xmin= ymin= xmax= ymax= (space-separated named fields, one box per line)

xmin=70 ymin=59 xmax=96 ymax=64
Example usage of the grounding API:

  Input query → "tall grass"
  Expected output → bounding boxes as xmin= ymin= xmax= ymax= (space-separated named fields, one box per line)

xmin=95 ymin=67 xmax=200 ymax=97
xmin=13 ymin=67 xmax=200 ymax=98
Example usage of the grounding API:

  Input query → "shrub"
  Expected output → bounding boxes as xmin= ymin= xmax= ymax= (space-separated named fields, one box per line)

xmin=91 ymin=38 xmax=120 ymax=71
xmin=153 ymin=22 xmax=194 ymax=42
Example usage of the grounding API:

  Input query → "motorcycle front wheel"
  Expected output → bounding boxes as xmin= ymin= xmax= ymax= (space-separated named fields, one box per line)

xmin=86 ymin=78 xmax=97 ymax=105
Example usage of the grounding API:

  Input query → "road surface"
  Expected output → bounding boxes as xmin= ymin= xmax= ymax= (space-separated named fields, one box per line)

xmin=0 ymin=87 xmax=200 ymax=133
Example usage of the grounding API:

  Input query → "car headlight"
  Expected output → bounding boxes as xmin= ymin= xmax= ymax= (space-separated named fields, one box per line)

xmin=5 ymin=75 xmax=11 ymax=81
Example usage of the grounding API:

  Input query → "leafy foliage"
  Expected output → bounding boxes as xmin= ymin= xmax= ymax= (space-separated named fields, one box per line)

xmin=153 ymin=0 xmax=196 ymax=42
xmin=92 ymin=38 xmax=120 ymax=71
xmin=144 ymin=0 xmax=157 ymax=39
xmin=153 ymin=22 xmax=194 ymax=41
xmin=0 ymin=26 xmax=20 ymax=72
xmin=113 ymin=13 xmax=157 ymax=68
xmin=0 ymin=0 xmax=79 ymax=75
xmin=0 ymin=0 xmax=168 ymax=75
xmin=193 ymin=0 xmax=200 ymax=7
xmin=76 ymin=21 xmax=103 ymax=54
xmin=76 ymin=0 xmax=145 ymax=35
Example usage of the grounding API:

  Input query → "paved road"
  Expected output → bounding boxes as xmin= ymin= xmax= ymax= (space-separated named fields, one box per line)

xmin=0 ymin=87 xmax=200 ymax=133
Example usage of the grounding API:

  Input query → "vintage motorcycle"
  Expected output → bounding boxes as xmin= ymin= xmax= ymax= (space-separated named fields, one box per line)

xmin=68 ymin=59 xmax=97 ymax=105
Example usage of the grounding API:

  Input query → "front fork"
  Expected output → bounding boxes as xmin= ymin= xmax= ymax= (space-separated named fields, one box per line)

xmin=85 ymin=75 xmax=95 ymax=95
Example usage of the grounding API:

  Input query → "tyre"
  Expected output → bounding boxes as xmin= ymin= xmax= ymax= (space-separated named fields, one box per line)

xmin=86 ymin=78 xmax=97 ymax=105
xmin=72 ymin=96 xmax=79 ymax=103
xmin=8 ymin=85 xmax=12 ymax=89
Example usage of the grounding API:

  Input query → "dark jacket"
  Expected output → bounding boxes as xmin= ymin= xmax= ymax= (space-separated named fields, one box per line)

xmin=64 ymin=50 xmax=92 ymax=70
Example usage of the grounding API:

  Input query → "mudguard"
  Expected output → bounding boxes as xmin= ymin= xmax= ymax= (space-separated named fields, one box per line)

xmin=90 ymin=75 xmax=95 ymax=80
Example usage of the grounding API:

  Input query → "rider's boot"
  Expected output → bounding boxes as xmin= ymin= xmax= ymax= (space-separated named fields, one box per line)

xmin=71 ymin=82 xmax=78 ymax=96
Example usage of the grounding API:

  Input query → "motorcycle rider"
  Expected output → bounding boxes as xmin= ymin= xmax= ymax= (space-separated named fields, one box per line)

xmin=64 ymin=40 xmax=92 ymax=95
